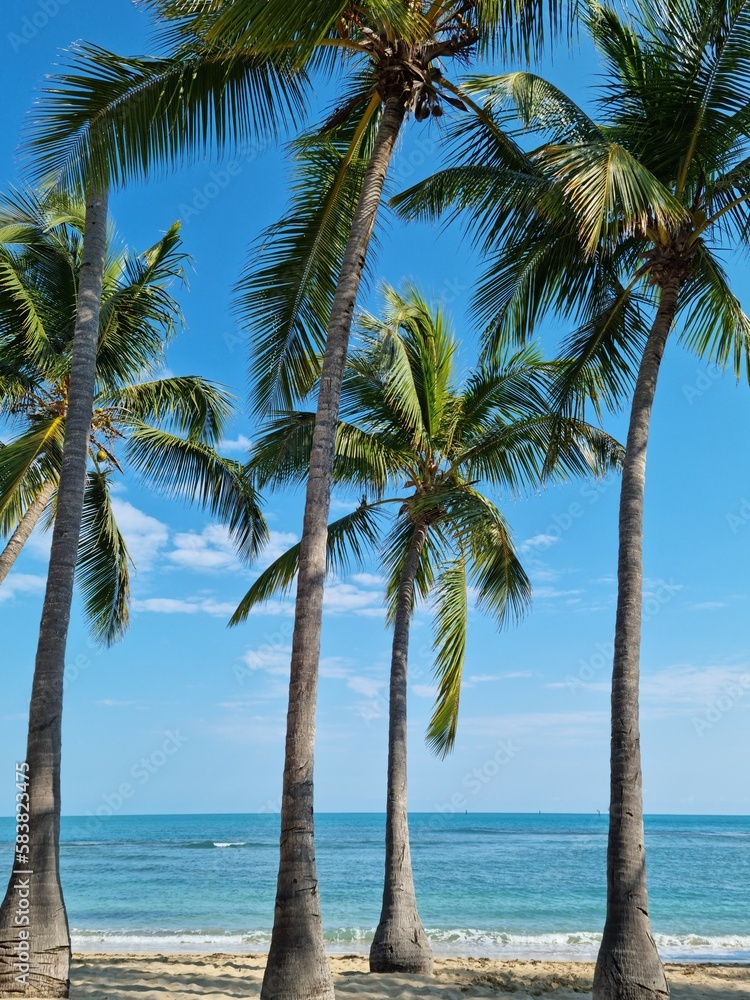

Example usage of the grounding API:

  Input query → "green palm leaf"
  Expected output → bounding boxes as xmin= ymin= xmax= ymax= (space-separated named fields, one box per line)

xmin=678 ymin=243 xmax=750 ymax=380
xmin=230 ymin=501 xmax=384 ymax=624
xmin=95 ymin=223 xmax=187 ymax=389
xmin=250 ymin=410 xmax=406 ymax=494
xmin=464 ymin=71 xmax=602 ymax=144
xmin=468 ymin=507 xmax=532 ymax=630
xmin=427 ymin=556 xmax=468 ymax=758
xmin=238 ymin=111 xmax=382 ymax=412
xmin=106 ymin=376 xmax=235 ymax=445
xmin=0 ymin=417 xmax=65 ymax=519
xmin=0 ymin=188 xmax=260 ymax=645
xmin=26 ymin=43 xmax=306 ymax=191
xmin=127 ymin=425 xmax=268 ymax=562
xmin=77 ymin=469 xmax=132 ymax=646
xmin=539 ymin=140 xmax=687 ymax=254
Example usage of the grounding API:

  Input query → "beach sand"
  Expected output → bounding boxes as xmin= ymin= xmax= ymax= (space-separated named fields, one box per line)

xmin=69 ymin=954 xmax=750 ymax=999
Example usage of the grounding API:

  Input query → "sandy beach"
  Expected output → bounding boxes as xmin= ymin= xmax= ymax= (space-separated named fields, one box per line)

xmin=69 ymin=954 xmax=750 ymax=1000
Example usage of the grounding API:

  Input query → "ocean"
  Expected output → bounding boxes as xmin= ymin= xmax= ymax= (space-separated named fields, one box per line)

xmin=0 ymin=813 xmax=748 ymax=962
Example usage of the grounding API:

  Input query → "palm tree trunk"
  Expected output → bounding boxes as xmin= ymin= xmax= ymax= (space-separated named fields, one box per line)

xmin=260 ymin=95 xmax=406 ymax=1000
xmin=593 ymin=279 xmax=680 ymax=1000
xmin=370 ymin=521 xmax=433 ymax=975
xmin=0 ymin=187 xmax=109 ymax=998
xmin=0 ymin=482 xmax=56 ymax=587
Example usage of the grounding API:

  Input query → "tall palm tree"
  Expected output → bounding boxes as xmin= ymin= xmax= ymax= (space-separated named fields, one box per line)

xmin=393 ymin=3 xmax=750 ymax=997
xmin=0 ymin=181 xmax=109 ymax=998
xmin=0 ymin=189 xmax=265 ymax=996
xmin=0 ymin=188 xmax=265 ymax=643
xmin=29 ymin=5 xmax=571 ymax=993
xmin=5 ymin=37 xmax=307 ymax=995
xmin=232 ymin=284 xmax=622 ymax=974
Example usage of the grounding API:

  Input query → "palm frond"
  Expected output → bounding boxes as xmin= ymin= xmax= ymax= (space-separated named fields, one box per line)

xmin=461 ymin=411 xmax=622 ymax=491
xmin=238 ymin=106 xmax=382 ymax=412
xmin=547 ymin=280 xmax=653 ymax=418
xmin=250 ymin=410 xmax=406 ymax=493
xmin=467 ymin=502 xmax=532 ymax=629
xmin=126 ymin=425 xmax=267 ymax=561
xmin=26 ymin=43 xmax=307 ymax=190
xmin=463 ymin=71 xmax=602 ymax=144
xmin=0 ymin=417 xmax=65 ymax=518
xmin=163 ymin=0 xmax=427 ymax=61
xmin=454 ymin=345 xmax=551 ymax=437
xmin=95 ymin=223 xmax=187 ymax=389
xmin=426 ymin=556 xmax=468 ymax=758
xmin=678 ymin=241 xmax=750 ymax=380
xmin=106 ymin=376 xmax=236 ymax=444
xmin=0 ymin=254 xmax=57 ymax=372
xmin=539 ymin=140 xmax=687 ymax=254
xmin=230 ymin=500 xmax=384 ymax=624
xmin=77 ymin=469 xmax=132 ymax=646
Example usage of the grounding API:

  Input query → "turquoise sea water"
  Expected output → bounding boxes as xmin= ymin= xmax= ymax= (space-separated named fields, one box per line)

xmin=0 ymin=813 xmax=748 ymax=961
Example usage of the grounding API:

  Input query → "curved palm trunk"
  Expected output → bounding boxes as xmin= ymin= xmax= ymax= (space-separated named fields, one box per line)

xmin=593 ymin=279 xmax=681 ymax=1000
xmin=0 ymin=482 xmax=56 ymax=587
xmin=0 ymin=187 xmax=109 ymax=998
xmin=261 ymin=97 xmax=406 ymax=1000
xmin=370 ymin=522 xmax=433 ymax=975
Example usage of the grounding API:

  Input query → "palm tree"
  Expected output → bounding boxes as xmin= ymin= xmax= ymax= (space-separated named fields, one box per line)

xmin=0 ymin=188 xmax=265 ymax=995
xmin=29 ymin=5 xmax=571 ymax=993
xmin=232 ymin=284 xmax=622 ymax=975
xmin=392 ymin=3 xmax=750 ymax=997
xmin=2 ymin=32 xmax=309 ymax=995
xmin=0 ymin=187 xmax=264 ymax=642
xmin=0 ymin=180 xmax=108 ymax=997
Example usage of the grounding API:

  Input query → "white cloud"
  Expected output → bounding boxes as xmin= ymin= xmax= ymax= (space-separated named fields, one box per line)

xmin=257 ymin=530 xmax=299 ymax=569
xmin=222 ymin=553 xmax=383 ymax=617
xmin=528 ymin=565 xmax=559 ymax=583
xmin=351 ymin=572 xmax=385 ymax=588
xmin=241 ymin=646 xmax=292 ymax=677
xmin=347 ymin=675 xmax=385 ymax=698
xmin=643 ymin=577 xmax=684 ymax=594
xmin=219 ymin=434 xmax=252 ymax=455
xmin=111 ymin=500 xmax=169 ymax=572
xmin=0 ymin=573 xmax=46 ymax=604
xmin=690 ymin=601 xmax=727 ymax=611
xmin=534 ymin=586 xmax=583 ymax=600
xmin=132 ymin=596 xmax=236 ymax=617
xmin=330 ymin=497 xmax=359 ymax=514
xmin=547 ymin=663 xmax=750 ymax=711
xmin=320 ymin=657 xmax=352 ymax=679
xmin=520 ymin=534 xmax=560 ymax=554
xmin=463 ymin=710 xmax=609 ymax=744
xmin=162 ymin=525 xmax=299 ymax=577
xmin=236 ymin=644 xmax=386 ymax=719
xmin=132 ymin=598 xmax=197 ymax=615
xmin=207 ymin=711 xmax=287 ymax=745
xmin=199 ymin=598 xmax=238 ymax=616
xmin=641 ymin=664 xmax=750 ymax=706
xmin=324 ymin=580 xmax=383 ymax=615
xmin=167 ymin=524 xmax=240 ymax=572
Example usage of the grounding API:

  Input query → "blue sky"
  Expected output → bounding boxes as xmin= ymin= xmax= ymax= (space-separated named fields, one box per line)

xmin=2 ymin=1 xmax=749 ymax=818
